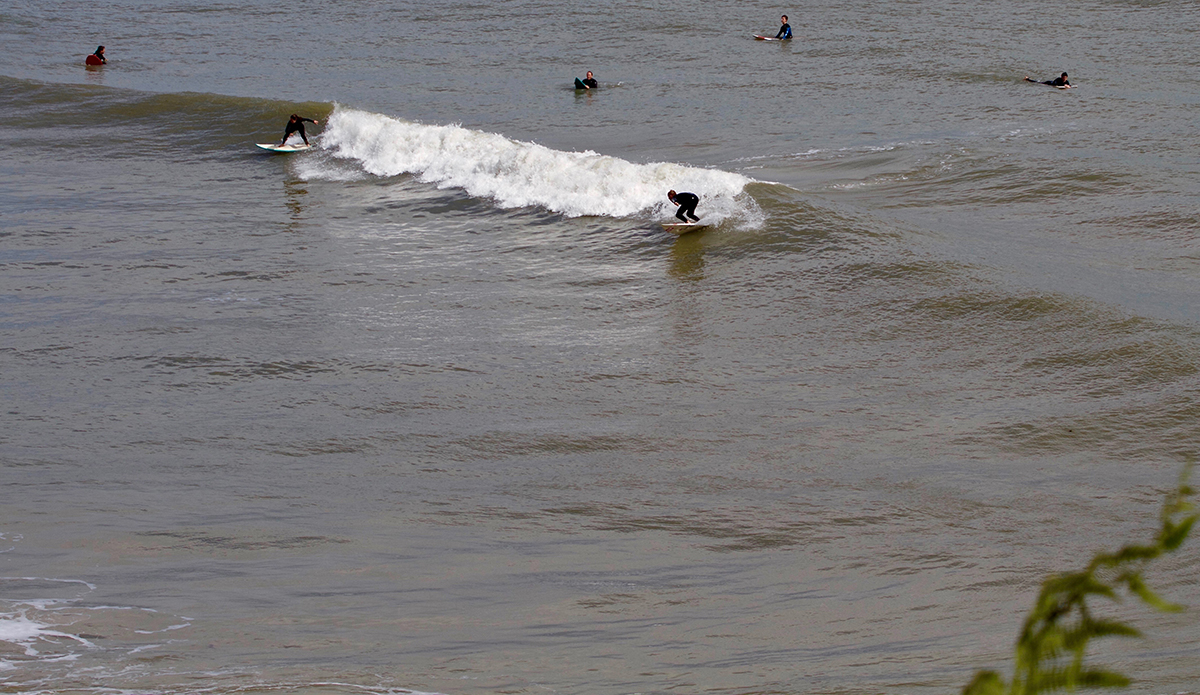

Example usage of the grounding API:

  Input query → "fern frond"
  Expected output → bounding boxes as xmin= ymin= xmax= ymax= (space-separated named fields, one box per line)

xmin=962 ymin=463 xmax=1195 ymax=695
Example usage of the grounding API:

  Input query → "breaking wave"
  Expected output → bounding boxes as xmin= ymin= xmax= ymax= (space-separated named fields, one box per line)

xmin=301 ymin=106 xmax=763 ymax=225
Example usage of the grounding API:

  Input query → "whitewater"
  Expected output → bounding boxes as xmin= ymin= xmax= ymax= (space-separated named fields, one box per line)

xmin=305 ymin=107 xmax=764 ymax=224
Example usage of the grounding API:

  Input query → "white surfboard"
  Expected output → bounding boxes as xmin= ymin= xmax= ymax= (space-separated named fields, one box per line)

xmin=754 ymin=35 xmax=777 ymax=41
xmin=662 ymin=221 xmax=709 ymax=235
xmin=256 ymin=143 xmax=313 ymax=153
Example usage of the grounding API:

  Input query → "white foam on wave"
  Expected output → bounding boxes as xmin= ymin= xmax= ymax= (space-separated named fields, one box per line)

xmin=0 ymin=532 xmax=22 ymax=554
xmin=0 ymin=610 xmax=93 ymax=660
xmin=300 ymin=106 xmax=763 ymax=225
xmin=0 ymin=577 xmax=98 ymax=668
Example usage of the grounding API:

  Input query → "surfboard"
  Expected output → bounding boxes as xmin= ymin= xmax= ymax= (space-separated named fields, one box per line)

xmin=574 ymin=78 xmax=592 ymax=89
xmin=1024 ymin=78 xmax=1071 ymax=89
xmin=256 ymin=143 xmax=313 ymax=153
xmin=85 ymin=54 xmax=104 ymax=65
xmin=662 ymin=221 xmax=709 ymax=235
xmin=754 ymin=35 xmax=776 ymax=41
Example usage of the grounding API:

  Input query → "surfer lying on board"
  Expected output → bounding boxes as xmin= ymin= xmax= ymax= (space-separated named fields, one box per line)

xmin=85 ymin=46 xmax=106 ymax=65
xmin=776 ymin=16 xmax=793 ymax=40
xmin=280 ymin=114 xmax=320 ymax=146
xmin=668 ymin=190 xmax=700 ymax=223
xmin=1024 ymin=72 xmax=1070 ymax=88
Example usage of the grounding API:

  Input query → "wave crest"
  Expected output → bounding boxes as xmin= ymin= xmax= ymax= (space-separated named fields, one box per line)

xmin=305 ymin=106 xmax=760 ymax=223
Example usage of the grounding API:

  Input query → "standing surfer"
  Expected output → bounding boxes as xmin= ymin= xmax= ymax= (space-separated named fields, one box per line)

xmin=279 ymin=114 xmax=320 ymax=146
xmin=775 ymin=15 xmax=793 ymax=40
xmin=1024 ymin=72 xmax=1070 ymax=88
xmin=668 ymin=190 xmax=700 ymax=223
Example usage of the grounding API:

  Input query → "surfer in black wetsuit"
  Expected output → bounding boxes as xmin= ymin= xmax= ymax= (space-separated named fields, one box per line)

xmin=776 ymin=15 xmax=793 ymax=40
xmin=1024 ymin=72 xmax=1070 ymax=88
xmin=280 ymin=114 xmax=319 ymax=146
xmin=582 ymin=71 xmax=598 ymax=88
xmin=668 ymin=190 xmax=700 ymax=222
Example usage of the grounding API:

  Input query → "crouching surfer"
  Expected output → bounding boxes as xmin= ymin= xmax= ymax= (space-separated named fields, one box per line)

xmin=280 ymin=114 xmax=320 ymax=146
xmin=668 ymin=190 xmax=700 ymax=223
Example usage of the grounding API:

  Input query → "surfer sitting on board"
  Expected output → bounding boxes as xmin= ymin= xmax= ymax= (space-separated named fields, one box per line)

xmin=668 ymin=190 xmax=700 ymax=223
xmin=1024 ymin=72 xmax=1070 ymax=88
xmin=576 ymin=71 xmax=598 ymax=89
xmin=280 ymin=114 xmax=319 ymax=146
xmin=776 ymin=15 xmax=793 ymax=40
xmin=85 ymin=46 xmax=106 ymax=65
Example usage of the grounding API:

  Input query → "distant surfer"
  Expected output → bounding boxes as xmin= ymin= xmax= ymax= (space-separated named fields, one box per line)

xmin=1024 ymin=72 xmax=1070 ymax=88
xmin=576 ymin=71 xmax=598 ymax=89
xmin=667 ymin=190 xmax=700 ymax=223
xmin=775 ymin=15 xmax=793 ymax=40
xmin=279 ymin=114 xmax=319 ymax=146
xmin=85 ymin=46 xmax=106 ymax=66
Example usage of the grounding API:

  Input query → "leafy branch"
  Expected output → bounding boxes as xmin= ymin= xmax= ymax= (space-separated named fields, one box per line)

xmin=964 ymin=464 xmax=1196 ymax=695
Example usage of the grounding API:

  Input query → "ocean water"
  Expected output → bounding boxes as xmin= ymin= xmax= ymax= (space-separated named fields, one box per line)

xmin=3 ymin=1 xmax=1200 ymax=694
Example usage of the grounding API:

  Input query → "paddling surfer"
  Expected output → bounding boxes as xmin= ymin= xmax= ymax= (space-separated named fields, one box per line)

xmin=280 ymin=114 xmax=319 ymax=146
xmin=775 ymin=15 xmax=793 ymax=40
xmin=668 ymin=190 xmax=700 ymax=223
xmin=1024 ymin=72 xmax=1070 ymax=88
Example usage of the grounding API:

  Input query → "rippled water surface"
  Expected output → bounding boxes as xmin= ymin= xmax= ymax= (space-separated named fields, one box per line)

xmin=3 ymin=1 xmax=1200 ymax=693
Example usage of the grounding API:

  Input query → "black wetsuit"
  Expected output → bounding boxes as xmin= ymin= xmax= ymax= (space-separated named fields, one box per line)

xmin=582 ymin=77 xmax=598 ymax=88
xmin=282 ymin=117 xmax=317 ymax=145
xmin=672 ymin=192 xmax=700 ymax=222
xmin=1027 ymin=76 xmax=1069 ymax=87
xmin=776 ymin=23 xmax=792 ymax=39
